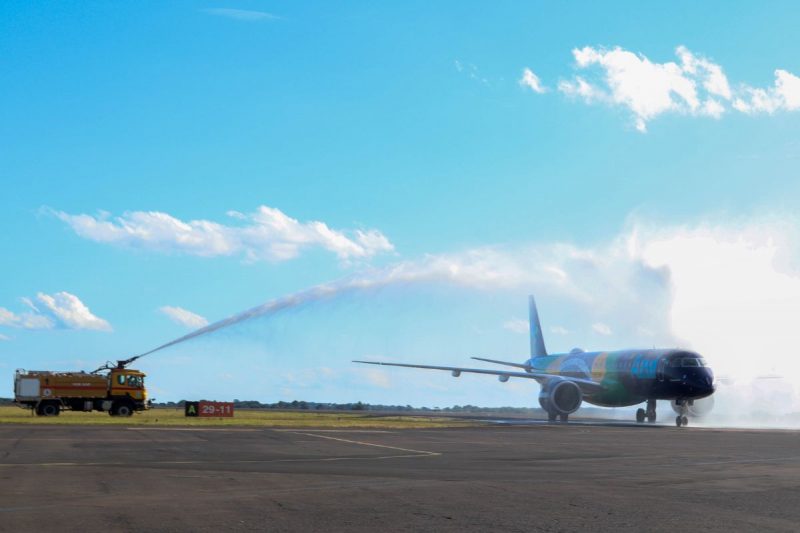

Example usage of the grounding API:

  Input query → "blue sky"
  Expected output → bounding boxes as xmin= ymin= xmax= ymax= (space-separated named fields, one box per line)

xmin=2 ymin=2 xmax=800 ymax=408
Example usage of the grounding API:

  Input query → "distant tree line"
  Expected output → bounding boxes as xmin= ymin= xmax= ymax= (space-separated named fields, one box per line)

xmin=148 ymin=399 xmax=541 ymax=414
xmin=0 ymin=396 xmax=541 ymax=414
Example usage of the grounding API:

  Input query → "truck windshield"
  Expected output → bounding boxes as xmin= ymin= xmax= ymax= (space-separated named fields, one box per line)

xmin=126 ymin=375 xmax=143 ymax=387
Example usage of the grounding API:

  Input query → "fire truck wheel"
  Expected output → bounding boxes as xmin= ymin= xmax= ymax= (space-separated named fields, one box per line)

xmin=39 ymin=403 xmax=60 ymax=417
xmin=113 ymin=403 xmax=134 ymax=417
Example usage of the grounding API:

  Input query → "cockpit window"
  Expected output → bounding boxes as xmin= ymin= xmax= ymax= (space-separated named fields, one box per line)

xmin=669 ymin=356 xmax=708 ymax=368
xmin=126 ymin=375 xmax=143 ymax=388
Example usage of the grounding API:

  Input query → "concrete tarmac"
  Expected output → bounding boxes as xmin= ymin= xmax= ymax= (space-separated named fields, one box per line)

xmin=1 ymin=421 xmax=799 ymax=532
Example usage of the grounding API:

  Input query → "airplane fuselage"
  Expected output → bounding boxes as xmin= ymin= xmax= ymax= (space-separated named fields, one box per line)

xmin=527 ymin=348 xmax=715 ymax=407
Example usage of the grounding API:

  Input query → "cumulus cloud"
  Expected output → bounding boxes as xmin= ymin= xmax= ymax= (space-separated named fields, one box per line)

xmin=202 ymin=8 xmax=278 ymax=21
xmin=503 ymin=318 xmax=529 ymax=334
xmin=0 ymin=306 xmax=54 ymax=329
xmin=50 ymin=205 xmax=394 ymax=263
xmin=559 ymin=45 xmax=731 ymax=131
xmin=159 ymin=306 xmax=209 ymax=329
xmin=733 ymin=69 xmax=800 ymax=114
xmin=0 ymin=292 xmax=111 ymax=331
xmin=553 ymin=45 xmax=799 ymax=131
xmin=519 ymin=68 xmax=547 ymax=93
xmin=558 ymin=76 xmax=605 ymax=103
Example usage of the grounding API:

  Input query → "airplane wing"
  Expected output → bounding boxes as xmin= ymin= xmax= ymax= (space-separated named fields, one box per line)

xmin=471 ymin=356 xmax=530 ymax=369
xmin=353 ymin=360 xmax=605 ymax=393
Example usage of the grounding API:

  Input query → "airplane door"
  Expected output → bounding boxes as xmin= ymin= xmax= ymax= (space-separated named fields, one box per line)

xmin=657 ymin=358 xmax=666 ymax=382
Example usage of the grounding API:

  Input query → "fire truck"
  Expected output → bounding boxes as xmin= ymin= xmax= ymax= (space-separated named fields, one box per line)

xmin=13 ymin=357 xmax=149 ymax=417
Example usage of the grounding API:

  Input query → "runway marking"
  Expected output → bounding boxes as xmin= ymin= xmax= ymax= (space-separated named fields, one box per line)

xmin=0 ymin=431 xmax=441 ymax=468
xmin=288 ymin=431 xmax=440 ymax=456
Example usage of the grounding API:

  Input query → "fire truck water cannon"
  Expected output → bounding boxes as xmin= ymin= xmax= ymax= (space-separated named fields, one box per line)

xmin=14 ymin=354 xmax=151 ymax=417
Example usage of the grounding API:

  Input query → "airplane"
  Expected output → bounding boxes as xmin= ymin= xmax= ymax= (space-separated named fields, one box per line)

xmin=355 ymin=296 xmax=716 ymax=427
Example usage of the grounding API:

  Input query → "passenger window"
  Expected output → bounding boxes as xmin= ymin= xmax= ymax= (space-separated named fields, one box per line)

xmin=682 ymin=359 xmax=698 ymax=367
xmin=117 ymin=374 xmax=126 ymax=385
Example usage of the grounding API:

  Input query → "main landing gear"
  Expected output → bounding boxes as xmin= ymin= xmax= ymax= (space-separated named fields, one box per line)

xmin=635 ymin=399 xmax=657 ymax=424
xmin=547 ymin=412 xmax=569 ymax=423
xmin=674 ymin=399 xmax=690 ymax=427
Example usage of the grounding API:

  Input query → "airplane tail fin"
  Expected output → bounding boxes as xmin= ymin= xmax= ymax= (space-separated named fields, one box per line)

xmin=529 ymin=295 xmax=547 ymax=358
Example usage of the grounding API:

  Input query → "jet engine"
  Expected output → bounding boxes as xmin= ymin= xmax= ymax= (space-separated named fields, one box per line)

xmin=539 ymin=379 xmax=583 ymax=416
xmin=671 ymin=396 xmax=714 ymax=417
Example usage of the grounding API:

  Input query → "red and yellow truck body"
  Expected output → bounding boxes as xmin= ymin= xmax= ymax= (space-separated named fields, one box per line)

xmin=14 ymin=368 xmax=148 ymax=416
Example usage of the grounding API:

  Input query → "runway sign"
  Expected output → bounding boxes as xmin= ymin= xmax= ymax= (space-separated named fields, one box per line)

xmin=185 ymin=401 xmax=199 ymax=417
xmin=199 ymin=401 xmax=234 ymax=417
xmin=184 ymin=401 xmax=234 ymax=417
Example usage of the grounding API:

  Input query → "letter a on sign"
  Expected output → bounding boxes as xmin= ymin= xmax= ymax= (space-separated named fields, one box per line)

xmin=185 ymin=401 xmax=199 ymax=417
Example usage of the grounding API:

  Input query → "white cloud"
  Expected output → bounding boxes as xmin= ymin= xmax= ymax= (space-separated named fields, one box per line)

xmin=550 ymin=325 xmax=569 ymax=335
xmin=203 ymin=8 xmax=278 ymax=21
xmin=0 ymin=292 xmax=110 ymax=331
xmin=51 ymin=205 xmax=394 ymax=263
xmin=159 ymin=306 xmax=209 ymax=329
xmin=557 ymin=76 xmax=605 ymax=103
xmin=0 ymin=305 xmax=54 ymax=329
xmin=0 ymin=333 xmax=10 ymax=341
xmin=503 ymin=318 xmax=529 ymax=334
xmin=676 ymin=45 xmax=732 ymax=100
xmin=519 ymin=68 xmax=547 ymax=93
xmin=553 ymin=44 xmax=799 ymax=131
xmin=733 ymin=69 xmax=800 ymax=114
xmin=561 ymin=45 xmax=725 ymax=131
xmin=36 ymin=292 xmax=112 ymax=331
xmin=592 ymin=322 xmax=613 ymax=336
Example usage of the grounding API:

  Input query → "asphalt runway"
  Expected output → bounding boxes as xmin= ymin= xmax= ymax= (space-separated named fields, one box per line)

xmin=2 ymin=422 xmax=800 ymax=532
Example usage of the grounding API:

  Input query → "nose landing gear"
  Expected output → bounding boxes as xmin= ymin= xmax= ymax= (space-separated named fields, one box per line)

xmin=674 ymin=399 xmax=690 ymax=427
xmin=636 ymin=399 xmax=657 ymax=423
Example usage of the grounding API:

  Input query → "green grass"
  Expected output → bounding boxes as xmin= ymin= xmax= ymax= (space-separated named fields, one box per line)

xmin=0 ymin=406 xmax=479 ymax=428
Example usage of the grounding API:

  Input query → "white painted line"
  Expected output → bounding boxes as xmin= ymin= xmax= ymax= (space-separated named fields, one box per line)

xmin=289 ymin=431 xmax=440 ymax=456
